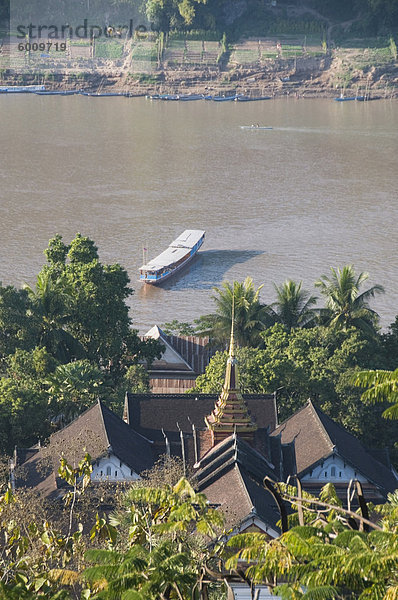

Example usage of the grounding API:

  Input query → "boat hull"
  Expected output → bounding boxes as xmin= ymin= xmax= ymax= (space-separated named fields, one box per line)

xmin=140 ymin=231 xmax=205 ymax=285
xmin=235 ymin=96 xmax=272 ymax=102
xmin=212 ymin=95 xmax=238 ymax=101
xmin=142 ymin=247 xmax=199 ymax=284
xmin=240 ymin=126 xmax=273 ymax=130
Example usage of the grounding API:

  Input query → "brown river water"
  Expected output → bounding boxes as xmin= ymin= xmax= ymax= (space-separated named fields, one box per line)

xmin=0 ymin=95 xmax=397 ymax=331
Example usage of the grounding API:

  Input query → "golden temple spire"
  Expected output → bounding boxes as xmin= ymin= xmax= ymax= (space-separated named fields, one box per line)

xmin=229 ymin=297 xmax=235 ymax=359
xmin=205 ymin=305 xmax=257 ymax=447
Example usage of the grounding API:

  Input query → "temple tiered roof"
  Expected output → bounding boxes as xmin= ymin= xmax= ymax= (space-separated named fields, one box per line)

xmin=205 ymin=320 xmax=257 ymax=445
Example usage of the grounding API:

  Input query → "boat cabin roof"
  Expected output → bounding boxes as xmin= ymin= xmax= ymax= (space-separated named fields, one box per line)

xmin=140 ymin=230 xmax=204 ymax=271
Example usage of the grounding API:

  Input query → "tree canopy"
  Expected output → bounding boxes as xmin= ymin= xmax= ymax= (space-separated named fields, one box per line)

xmin=192 ymin=323 xmax=398 ymax=456
xmin=195 ymin=277 xmax=272 ymax=348
xmin=265 ymin=279 xmax=318 ymax=331
xmin=315 ymin=265 xmax=385 ymax=335
xmin=0 ymin=233 xmax=163 ymax=454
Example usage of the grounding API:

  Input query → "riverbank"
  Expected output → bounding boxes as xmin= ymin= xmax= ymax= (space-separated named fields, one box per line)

xmin=1 ymin=71 xmax=397 ymax=99
xmin=1 ymin=40 xmax=397 ymax=98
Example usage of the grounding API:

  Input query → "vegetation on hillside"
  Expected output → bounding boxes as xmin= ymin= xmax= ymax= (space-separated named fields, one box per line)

xmin=2 ymin=0 xmax=398 ymax=38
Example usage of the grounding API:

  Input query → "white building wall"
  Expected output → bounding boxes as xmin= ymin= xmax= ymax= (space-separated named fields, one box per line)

xmin=91 ymin=453 xmax=140 ymax=482
xmin=229 ymin=584 xmax=280 ymax=599
xmin=301 ymin=454 xmax=367 ymax=483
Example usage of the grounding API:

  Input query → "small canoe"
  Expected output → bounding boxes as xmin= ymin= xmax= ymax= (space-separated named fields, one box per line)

xmin=356 ymin=96 xmax=381 ymax=101
xmin=80 ymin=92 xmax=128 ymax=97
xmin=213 ymin=95 xmax=238 ymax=101
xmin=35 ymin=90 xmax=76 ymax=95
xmin=178 ymin=94 xmax=204 ymax=101
xmin=235 ymin=95 xmax=272 ymax=102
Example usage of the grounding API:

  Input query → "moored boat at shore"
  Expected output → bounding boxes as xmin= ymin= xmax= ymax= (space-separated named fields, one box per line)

xmin=235 ymin=95 xmax=272 ymax=101
xmin=178 ymin=94 xmax=204 ymax=101
xmin=80 ymin=91 xmax=128 ymax=97
xmin=212 ymin=94 xmax=238 ymax=101
xmin=159 ymin=94 xmax=180 ymax=100
xmin=139 ymin=229 xmax=205 ymax=284
xmin=35 ymin=90 xmax=76 ymax=95
xmin=0 ymin=85 xmax=46 ymax=93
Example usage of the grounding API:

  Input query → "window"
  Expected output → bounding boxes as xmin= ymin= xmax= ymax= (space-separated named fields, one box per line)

xmin=339 ymin=471 xmax=342 ymax=477
xmin=115 ymin=470 xmax=118 ymax=477
xmin=106 ymin=466 xmax=111 ymax=476
xmin=100 ymin=470 xmax=103 ymax=477
xmin=331 ymin=466 xmax=336 ymax=477
xmin=324 ymin=471 xmax=327 ymax=478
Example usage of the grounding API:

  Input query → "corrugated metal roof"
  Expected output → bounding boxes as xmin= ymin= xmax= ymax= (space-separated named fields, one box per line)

xmin=141 ymin=246 xmax=189 ymax=270
xmin=140 ymin=230 xmax=204 ymax=271
xmin=170 ymin=229 xmax=205 ymax=248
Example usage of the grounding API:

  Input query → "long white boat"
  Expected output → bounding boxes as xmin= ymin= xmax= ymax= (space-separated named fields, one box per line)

xmin=0 ymin=85 xmax=46 ymax=93
xmin=139 ymin=230 xmax=205 ymax=284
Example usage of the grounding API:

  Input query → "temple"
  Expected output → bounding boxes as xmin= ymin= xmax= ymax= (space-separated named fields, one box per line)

xmin=15 ymin=322 xmax=398 ymax=530
xmin=205 ymin=320 xmax=258 ymax=446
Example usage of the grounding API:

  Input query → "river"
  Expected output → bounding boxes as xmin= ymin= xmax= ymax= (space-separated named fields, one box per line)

xmin=0 ymin=95 xmax=397 ymax=331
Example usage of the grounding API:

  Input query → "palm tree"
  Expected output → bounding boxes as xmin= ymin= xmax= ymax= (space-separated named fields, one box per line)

xmin=265 ymin=280 xmax=318 ymax=331
xmin=45 ymin=359 xmax=104 ymax=423
xmin=354 ymin=367 xmax=398 ymax=419
xmin=314 ymin=265 xmax=384 ymax=335
xmin=24 ymin=270 xmax=84 ymax=362
xmin=195 ymin=277 xmax=271 ymax=347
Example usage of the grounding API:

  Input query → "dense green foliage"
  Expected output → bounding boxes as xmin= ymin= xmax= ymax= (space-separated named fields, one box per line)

xmin=227 ymin=483 xmax=398 ymax=600
xmin=192 ymin=323 xmax=398 ymax=458
xmin=1 ymin=454 xmax=397 ymax=600
xmin=354 ymin=367 xmax=398 ymax=420
xmin=141 ymin=0 xmax=398 ymax=37
xmin=0 ymin=234 xmax=163 ymax=454
xmin=191 ymin=268 xmax=398 ymax=463
xmin=0 ymin=458 xmax=227 ymax=600
xmin=265 ymin=280 xmax=318 ymax=332
xmin=315 ymin=265 xmax=385 ymax=335
xmin=2 ymin=0 xmax=397 ymax=39
xmin=195 ymin=277 xmax=271 ymax=348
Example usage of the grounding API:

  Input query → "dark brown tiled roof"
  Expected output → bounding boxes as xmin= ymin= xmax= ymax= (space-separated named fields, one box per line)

xmin=195 ymin=434 xmax=281 ymax=531
xmin=165 ymin=333 xmax=212 ymax=375
xmin=18 ymin=401 xmax=154 ymax=497
xmin=124 ymin=393 xmax=277 ymax=435
xmin=198 ymin=465 xmax=254 ymax=527
xmin=271 ymin=400 xmax=398 ymax=495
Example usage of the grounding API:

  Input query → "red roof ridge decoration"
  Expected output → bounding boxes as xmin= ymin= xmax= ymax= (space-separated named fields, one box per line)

xmin=205 ymin=314 xmax=257 ymax=446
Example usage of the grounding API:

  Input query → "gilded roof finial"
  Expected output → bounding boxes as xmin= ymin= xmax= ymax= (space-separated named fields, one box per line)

xmin=204 ymin=291 xmax=257 ymax=446
xmin=229 ymin=295 xmax=235 ymax=359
